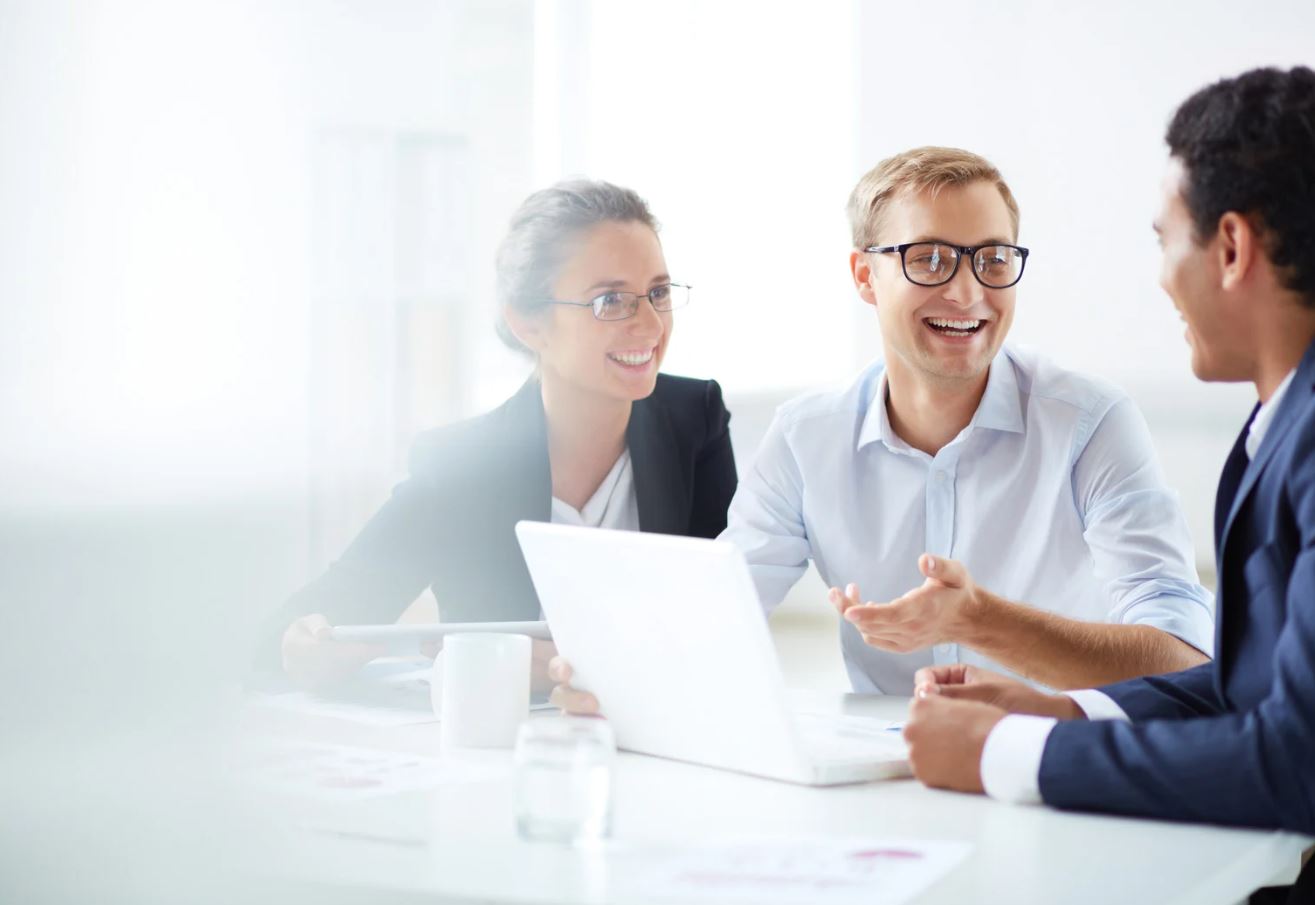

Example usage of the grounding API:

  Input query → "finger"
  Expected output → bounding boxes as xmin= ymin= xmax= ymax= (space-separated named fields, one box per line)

xmin=934 ymin=684 xmax=999 ymax=703
xmin=844 ymin=601 xmax=912 ymax=627
xmin=915 ymin=663 xmax=970 ymax=689
xmin=908 ymin=690 xmax=942 ymax=719
xmin=285 ymin=615 xmax=331 ymax=645
xmin=920 ymin=553 xmax=968 ymax=589
xmin=547 ymin=656 xmax=573 ymax=683
xmin=549 ymin=684 xmax=599 ymax=716
xmin=960 ymin=664 xmax=991 ymax=685
xmin=300 ymin=613 xmax=332 ymax=642
xmin=860 ymin=632 xmax=914 ymax=653
xmin=828 ymin=584 xmax=862 ymax=616
xmin=284 ymin=619 xmax=315 ymax=643
xmin=827 ymin=587 xmax=845 ymax=615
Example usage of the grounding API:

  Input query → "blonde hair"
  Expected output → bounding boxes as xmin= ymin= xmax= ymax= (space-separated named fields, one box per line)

xmin=846 ymin=146 xmax=1020 ymax=249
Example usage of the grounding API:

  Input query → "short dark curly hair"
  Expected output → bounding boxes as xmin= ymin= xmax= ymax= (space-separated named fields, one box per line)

xmin=1166 ymin=66 xmax=1315 ymax=307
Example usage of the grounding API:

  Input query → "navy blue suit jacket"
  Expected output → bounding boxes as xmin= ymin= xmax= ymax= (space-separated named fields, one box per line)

xmin=1038 ymin=339 xmax=1315 ymax=832
xmin=260 ymin=374 xmax=736 ymax=669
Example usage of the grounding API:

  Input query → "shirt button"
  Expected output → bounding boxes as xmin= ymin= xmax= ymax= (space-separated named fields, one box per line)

xmin=934 ymin=471 xmax=948 ymax=482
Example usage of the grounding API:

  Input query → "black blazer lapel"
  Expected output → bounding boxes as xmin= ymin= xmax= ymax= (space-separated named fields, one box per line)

xmin=498 ymin=376 xmax=554 ymax=524
xmin=627 ymin=395 xmax=688 ymax=535
xmin=478 ymin=377 xmax=552 ymax=621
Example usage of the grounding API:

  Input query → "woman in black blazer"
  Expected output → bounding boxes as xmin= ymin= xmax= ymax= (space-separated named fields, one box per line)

xmin=273 ymin=180 xmax=737 ymax=688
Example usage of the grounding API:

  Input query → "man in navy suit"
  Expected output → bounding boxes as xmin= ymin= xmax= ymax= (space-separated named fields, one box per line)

xmin=900 ymin=64 xmax=1315 ymax=879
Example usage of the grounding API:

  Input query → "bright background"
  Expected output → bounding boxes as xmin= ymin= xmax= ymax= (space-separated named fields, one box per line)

xmin=4 ymin=0 xmax=1314 ymax=692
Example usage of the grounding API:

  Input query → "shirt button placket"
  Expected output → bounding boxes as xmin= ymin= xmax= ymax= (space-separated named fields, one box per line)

xmin=926 ymin=460 xmax=959 ymax=666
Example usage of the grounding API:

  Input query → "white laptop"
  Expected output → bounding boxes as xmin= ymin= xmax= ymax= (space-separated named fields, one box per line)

xmin=514 ymin=521 xmax=909 ymax=786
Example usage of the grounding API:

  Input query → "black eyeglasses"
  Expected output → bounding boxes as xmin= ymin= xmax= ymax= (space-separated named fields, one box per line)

xmin=545 ymin=282 xmax=691 ymax=322
xmin=864 ymin=242 xmax=1029 ymax=289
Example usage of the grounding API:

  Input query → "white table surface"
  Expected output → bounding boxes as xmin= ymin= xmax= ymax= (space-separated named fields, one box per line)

xmin=241 ymin=691 xmax=1311 ymax=905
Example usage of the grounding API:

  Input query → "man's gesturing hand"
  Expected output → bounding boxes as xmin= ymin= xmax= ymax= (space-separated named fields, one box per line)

xmin=839 ymin=554 xmax=980 ymax=653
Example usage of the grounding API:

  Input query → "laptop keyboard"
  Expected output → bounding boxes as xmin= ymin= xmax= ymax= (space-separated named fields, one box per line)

xmin=793 ymin=712 xmax=908 ymax=763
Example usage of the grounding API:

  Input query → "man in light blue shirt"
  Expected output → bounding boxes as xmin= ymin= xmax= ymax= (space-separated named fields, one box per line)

xmin=721 ymin=146 xmax=1213 ymax=695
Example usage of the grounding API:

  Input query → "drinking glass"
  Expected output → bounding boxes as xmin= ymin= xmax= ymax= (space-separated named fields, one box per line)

xmin=513 ymin=717 xmax=615 ymax=845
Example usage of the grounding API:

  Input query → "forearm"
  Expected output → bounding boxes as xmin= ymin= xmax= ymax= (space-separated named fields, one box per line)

xmin=958 ymin=591 xmax=1209 ymax=690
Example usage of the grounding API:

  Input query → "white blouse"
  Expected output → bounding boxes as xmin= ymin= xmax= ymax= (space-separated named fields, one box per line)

xmin=549 ymin=448 xmax=640 ymax=531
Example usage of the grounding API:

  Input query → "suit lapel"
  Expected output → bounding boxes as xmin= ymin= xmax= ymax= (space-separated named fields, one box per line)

xmin=627 ymin=395 xmax=687 ymax=534
xmin=502 ymin=376 xmax=553 ymax=526
xmin=495 ymin=378 xmax=552 ymax=621
xmin=1214 ymin=410 xmax=1256 ymax=551
xmin=1219 ymin=342 xmax=1315 ymax=554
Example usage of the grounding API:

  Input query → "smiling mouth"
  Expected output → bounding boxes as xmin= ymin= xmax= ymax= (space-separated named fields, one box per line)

xmin=923 ymin=317 xmax=987 ymax=337
xmin=607 ymin=347 xmax=656 ymax=367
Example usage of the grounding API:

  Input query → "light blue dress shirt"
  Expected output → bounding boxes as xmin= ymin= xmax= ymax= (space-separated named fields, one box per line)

xmin=721 ymin=345 xmax=1214 ymax=695
xmin=981 ymin=366 xmax=1297 ymax=805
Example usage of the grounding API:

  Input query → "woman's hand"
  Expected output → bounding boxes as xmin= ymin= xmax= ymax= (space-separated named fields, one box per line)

xmin=546 ymin=656 xmax=601 ymax=716
xmin=530 ymin=639 xmax=560 ymax=694
xmin=280 ymin=614 xmax=383 ymax=691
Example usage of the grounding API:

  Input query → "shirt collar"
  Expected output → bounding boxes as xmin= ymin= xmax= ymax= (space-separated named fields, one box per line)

xmin=857 ymin=350 xmax=1025 ymax=453
xmin=1245 ymin=367 xmax=1298 ymax=460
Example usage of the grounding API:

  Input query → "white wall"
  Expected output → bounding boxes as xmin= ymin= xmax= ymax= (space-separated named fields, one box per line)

xmin=0 ymin=0 xmax=537 ymax=662
xmin=524 ymin=0 xmax=859 ymax=401
xmin=0 ymin=0 xmax=534 ymax=518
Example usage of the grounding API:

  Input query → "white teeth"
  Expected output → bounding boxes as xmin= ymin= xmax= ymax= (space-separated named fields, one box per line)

xmin=927 ymin=318 xmax=983 ymax=330
xmin=608 ymin=349 xmax=654 ymax=366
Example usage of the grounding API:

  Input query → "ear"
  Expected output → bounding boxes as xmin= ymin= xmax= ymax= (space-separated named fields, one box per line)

xmin=503 ymin=306 xmax=551 ymax=355
xmin=850 ymin=250 xmax=879 ymax=308
xmin=1216 ymin=211 xmax=1258 ymax=293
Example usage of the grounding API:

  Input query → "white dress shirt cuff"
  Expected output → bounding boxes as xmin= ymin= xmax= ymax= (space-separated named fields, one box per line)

xmin=980 ymin=714 xmax=1056 ymax=805
xmin=1064 ymin=689 xmax=1131 ymax=722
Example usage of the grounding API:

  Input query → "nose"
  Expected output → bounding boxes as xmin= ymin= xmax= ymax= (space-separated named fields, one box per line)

xmin=941 ymin=256 xmax=986 ymax=308
xmin=626 ymin=295 xmax=665 ymax=338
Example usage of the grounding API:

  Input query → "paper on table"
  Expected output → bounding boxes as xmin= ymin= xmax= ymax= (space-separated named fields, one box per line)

xmin=235 ymin=740 xmax=513 ymax=802
xmin=618 ymin=837 xmax=972 ymax=905
xmin=236 ymin=741 xmax=448 ymax=800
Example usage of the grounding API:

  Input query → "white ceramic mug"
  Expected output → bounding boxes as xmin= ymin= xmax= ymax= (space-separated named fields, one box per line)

xmin=436 ymin=632 xmax=532 ymax=750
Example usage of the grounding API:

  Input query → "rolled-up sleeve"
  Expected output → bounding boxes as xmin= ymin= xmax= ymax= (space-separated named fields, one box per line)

xmin=719 ymin=411 xmax=811 ymax=613
xmin=1071 ymin=397 xmax=1215 ymax=655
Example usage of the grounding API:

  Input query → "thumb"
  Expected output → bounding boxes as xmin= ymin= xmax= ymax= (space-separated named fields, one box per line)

xmin=302 ymin=613 xmax=333 ymax=642
xmin=920 ymin=553 xmax=968 ymax=589
xmin=934 ymin=683 xmax=996 ymax=704
xmin=547 ymin=656 xmax=573 ymax=683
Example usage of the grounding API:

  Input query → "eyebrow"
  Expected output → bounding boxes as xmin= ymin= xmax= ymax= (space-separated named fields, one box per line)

xmin=908 ymin=235 xmax=1015 ymax=246
xmin=583 ymin=274 xmax=671 ymax=293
